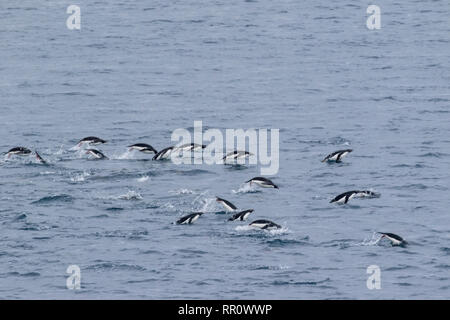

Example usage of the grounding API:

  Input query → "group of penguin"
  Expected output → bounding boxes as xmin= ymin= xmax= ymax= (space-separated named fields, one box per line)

xmin=323 ymin=149 xmax=406 ymax=246
xmin=4 ymin=137 xmax=406 ymax=246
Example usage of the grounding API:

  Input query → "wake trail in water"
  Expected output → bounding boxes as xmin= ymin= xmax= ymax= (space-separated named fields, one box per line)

xmin=356 ymin=232 xmax=383 ymax=246
xmin=235 ymin=225 xmax=290 ymax=235
xmin=232 ymin=183 xmax=260 ymax=194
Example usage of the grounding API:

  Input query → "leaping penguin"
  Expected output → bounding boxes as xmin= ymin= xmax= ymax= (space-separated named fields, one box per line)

xmin=216 ymin=197 xmax=237 ymax=212
xmin=249 ymin=219 xmax=281 ymax=230
xmin=176 ymin=212 xmax=204 ymax=225
xmin=330 ymin=190 xmax=378 ymax=204
xmin=175 ymin=143 xmax=206 ymax=152
xmin=246 ymin=177 xmax=278 ymax=189
xmin=322 ymin=149 xmax=353 ymax=163
xmin=152 ymin=146 xmax=174 ymax=160
xmin=6 ymin=147 xmax=32 ymax=158
xmin=85 ymin=149 xmax=108 ymax=159
xmin=223 ymin=151 xmax=253 ymax=163
xmin=128 ymin=143 xmax=158 ymax=154
xmin=78 ymin=136 xmax=107 ymax=146
xmin=378 ymin=232 xmax=407 ymax=247
xmin=35 ymin=151 xmax=47 ymax=164
xmin=228 ymin=209 xmax=254 ymax=221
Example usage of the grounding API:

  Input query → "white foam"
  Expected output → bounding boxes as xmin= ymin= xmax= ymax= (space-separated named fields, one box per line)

xmin=357 ymin=232 xmax=383 ymax=246
xmin=232 ymin=183 xmax=258 ymax=194
xmin=235 ymin=225 xmax=290 ymax=235
xmin=188 ymin=191 xmax=220 ymax=213
xmin=235 ymin=225 xmax=253 ymax=232
xmin=277 ymin=265 xmax=291 ymax=270
xmin=70 ymin=171 xmax=91 ymax=182
xmin=113 ymin=150 xmax=135 ymax=160
xmin=69 ymin=143 xmax=84 ymax=151
xmin=118 ymin=190 xmax=143 ymax=200
xmin=197 ymin=197 xmax=217 ymax=213
xmin=55 ymin=145 xmax=65 ymax=155
xmin=74 ymin=148 xmax=87 ymax=159
xmin=137 ymin=175 xmax=150 ymax=182
xmin=267 ymin=226 xmax=290 ymax=235
xmin=170 ymin=188 xmax=195 ymax=195
xmin=40 ymin=171 xmax=56 ymax=175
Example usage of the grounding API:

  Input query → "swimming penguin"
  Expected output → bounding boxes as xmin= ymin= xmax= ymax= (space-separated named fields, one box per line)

xmin=359 ymin=190 xmax=379 ymax=198
xmin=246 ymin=177 xmax=278 ymax=189
xmin=35 ymin=151 xmax=47 ymax=164
xmin=128 ymin=143 xmax=158 ymax=154
xmin=223 ymin=151 xmax=253 ymax=163
xmin=78 ymin=136 xmax=107 ymax=146
xmin=6 ymin=147 xmax=32 ymax=158
xmin=249 ymin=219 xmax=281 ymax=230
xmin=175 ymin=143 xmax=206 ymax=152
xmin=152 ymin=146 xmax=174 ymax=160
xmin=216 ymin=197 xmax=237 ymax=212
xmin=85 ymin=149 xmax=108 ymax=159
xmin=330 ymin=190 xmax=378 ymax=204
xmin=228 ymin=209 xmax=254 ymax=221
xmin=176 ymin=212 xmax=204 ymax=225
xmin=322 ymin=149 xmax=353 ymax=163
xmin=378 ymin=232 xmax=407 ymax=247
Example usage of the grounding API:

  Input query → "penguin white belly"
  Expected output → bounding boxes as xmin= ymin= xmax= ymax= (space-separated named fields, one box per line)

xmin=250 ymin=223 xmax=267 ymax=229
xmin=242 ymin=212 xmax=251 ymax=220
xmin=190 ymin=215 xmax=200 ymax=223
xmin=329 ymin=154 xmax=339 ymax=161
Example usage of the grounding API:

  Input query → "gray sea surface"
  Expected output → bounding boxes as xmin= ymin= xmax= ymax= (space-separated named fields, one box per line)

xmin=0 ymin=1 xmax=449 ymax=299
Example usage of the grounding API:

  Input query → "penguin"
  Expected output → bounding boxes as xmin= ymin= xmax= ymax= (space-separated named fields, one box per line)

xmin=378 ymin=232 xmax=407 ymax=247
xmin=322 ymin=149 xmax=353 ymax=163
xmin=249 ymin=219 xmax=281 ymax=230
xmin=216 ymin=197 xmax=237 ymax=212
xmin=175 ymin=143 xmax=206 ymax=152
xmin=228 ymin=209 xmax=254 ymax=221
xmin=246 ymin=177 xmax=278 ymax=189
xmin=128 ymin=143 xmax=158 ymax=154
xmin=85 ymin=149 xmax=108 ymax=159
xmin=6 ymin=147 xmax=32 ymax=158
xmin=330 ymin=190 xmax=379 ymax=204
xmin=176 ymin=212 xmax=204 ymax=225
xmin=35 ymin=151 xmax=47 ymax=164
xmin=152 ymin=146 xmax=174 ymax=160
xmin=223 ymin=151 xmax=253 ymax=163
xmin=78 ymin=136 xmax=107 ymax=146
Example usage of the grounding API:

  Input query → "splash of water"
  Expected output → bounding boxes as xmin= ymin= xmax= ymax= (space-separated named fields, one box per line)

xmin=235 ymin=225 xmax=289 ymax=235
xmin=235 ymin=225 xmax=253 ymax=232
xmin=118 ymin=190 xmax=143 ymax=201
xmin=197 ymin=197 xmax=217 ymax=213
xmin=113 ymin=150 xmax=135 ymax=160
xmin=70 ymin=171 xmax=91 ymax=182
xmin=137 ymin=175 xmax=150 ymax=182
xmin=357 ymin=232 xmax=383 ymax=246
xmin=55 ymin=145 xmax=66 ymax=155
xmin=232 ymin=183 xmax=259 ymax=194
xmin=170 ymin=188 xmax=195 ymax=195
xmin=69 ymin=143 xmax=84 ymax=151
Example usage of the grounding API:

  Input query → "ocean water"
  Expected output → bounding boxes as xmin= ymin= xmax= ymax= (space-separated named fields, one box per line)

xmin=0 ymin=0 xmax=449 ymax=299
